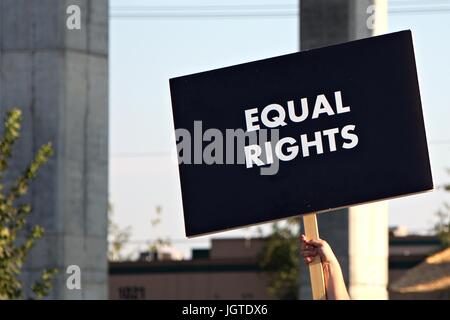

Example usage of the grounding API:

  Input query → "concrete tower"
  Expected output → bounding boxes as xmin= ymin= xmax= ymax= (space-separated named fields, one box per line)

xmin=0 ymin=0 xmax=108 ymax=299
xmin=299 ymin=0 xmax=389 ymax=300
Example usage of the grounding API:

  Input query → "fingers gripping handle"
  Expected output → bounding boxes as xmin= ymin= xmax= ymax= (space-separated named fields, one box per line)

xmin=303 ymin=213 xmax=327 ymax=300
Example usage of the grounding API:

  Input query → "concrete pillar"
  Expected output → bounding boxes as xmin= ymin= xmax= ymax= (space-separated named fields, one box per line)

xmin=0 ymin=0 xmax=108 ymax=299
xmin=299 ymin=0 xmax=388 ymax=300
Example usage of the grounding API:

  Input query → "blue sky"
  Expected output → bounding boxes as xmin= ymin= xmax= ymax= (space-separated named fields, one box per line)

xmin=109 ymin=0 xmax=450 ymax=256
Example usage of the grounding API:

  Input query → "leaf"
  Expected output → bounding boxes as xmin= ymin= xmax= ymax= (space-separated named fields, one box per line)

xmin=0 ymin=108 xmax=55 ymax=299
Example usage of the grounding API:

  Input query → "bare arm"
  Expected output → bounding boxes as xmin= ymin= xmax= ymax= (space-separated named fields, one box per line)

xmin=300 ymin=235 xmax=350 ymax=300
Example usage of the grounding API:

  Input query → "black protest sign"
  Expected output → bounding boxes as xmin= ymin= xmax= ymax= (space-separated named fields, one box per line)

xmin=169 ymin=30 xmax=433 ymax=237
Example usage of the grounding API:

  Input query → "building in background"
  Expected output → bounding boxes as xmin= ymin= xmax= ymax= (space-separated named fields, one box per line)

xmin=109 ymin=239 xmax=270 ymax=300
xmin=390 ymin=243 xmax=449 ymax=299
xmin=109 ymin=234 xmax=443 ymax=300
xmin=388 ymin=233 xmax=442 ymax=284
xmin=0 ymin=0 xmax=109 ymax=298
xmin=299 ymin=0 xmax=389 ymax=300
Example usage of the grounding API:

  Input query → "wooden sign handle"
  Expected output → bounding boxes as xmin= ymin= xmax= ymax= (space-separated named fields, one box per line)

xmin=303 ymin=213 xmax=327 ymax=300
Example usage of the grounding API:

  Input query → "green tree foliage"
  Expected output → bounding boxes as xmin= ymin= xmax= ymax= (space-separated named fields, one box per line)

xmin=434 ymin=206 xmax=449 ymax=247
xmin=148 ymin=206 xmax=171 ymax=254
xmin=0 ymin=108 xmax=56 ymax=299
xmin=108 ymin=203 xmax=132 ymax=261
xmin=435 ymin=172 xmax=450 ymax=247
xmin=258 ymin=218 xmax=300 ymax=300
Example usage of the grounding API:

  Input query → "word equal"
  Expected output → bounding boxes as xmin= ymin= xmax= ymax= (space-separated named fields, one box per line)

xmin=244 ymin=90 xmax=359 ymax=168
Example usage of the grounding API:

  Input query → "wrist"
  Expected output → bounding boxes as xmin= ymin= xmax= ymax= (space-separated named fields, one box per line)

xmin=322 ymin=255 xmax=339 ymax=266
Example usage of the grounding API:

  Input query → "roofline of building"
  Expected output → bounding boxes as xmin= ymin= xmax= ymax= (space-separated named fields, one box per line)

xmin=109 ymin=258 xmax=262 ymax=275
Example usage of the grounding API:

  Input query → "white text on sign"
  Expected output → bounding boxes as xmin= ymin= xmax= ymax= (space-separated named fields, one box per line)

xmin=244 ymin=91 xmax=359 ymax=168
